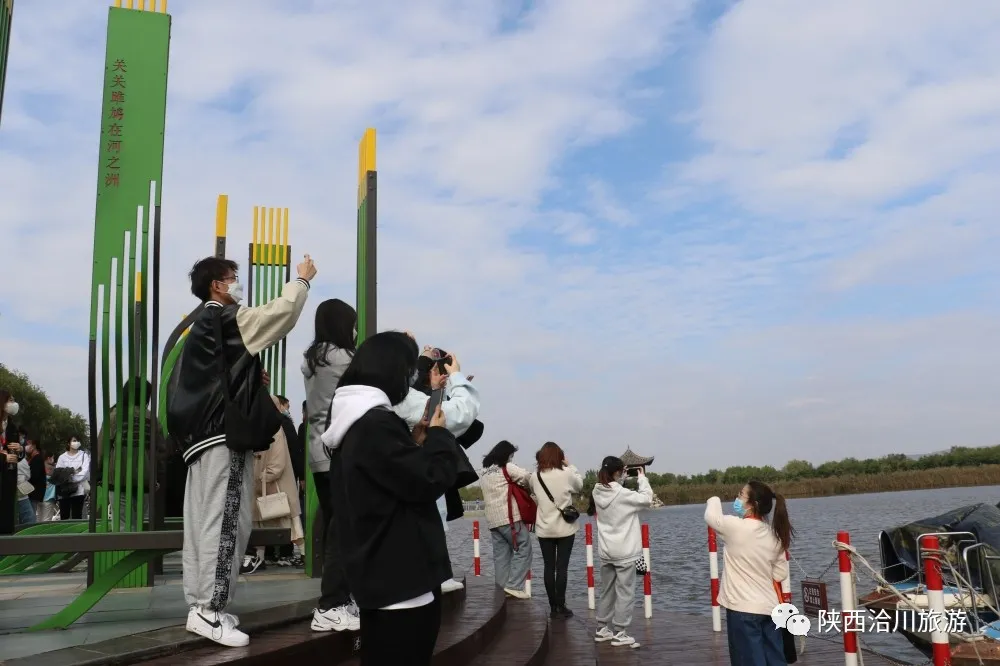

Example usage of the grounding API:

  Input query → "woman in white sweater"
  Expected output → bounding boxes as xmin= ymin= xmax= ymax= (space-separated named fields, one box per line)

xmin=529 ymin=441 xmax=583 ymax=619
xmin=588 ymin=456 xmax=653 ymax=648
xmin=54 ymin=436 xmax=90 ymax=520
xmin=704 ymin=480 xmax=794 ymax=666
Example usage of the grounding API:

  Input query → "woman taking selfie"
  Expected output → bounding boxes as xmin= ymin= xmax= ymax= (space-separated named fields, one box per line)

xmin=705 ymin=480 xmax=794 ymax=665
xmin=529 ymin=441 xmax=583 ymax=619
xmin=321 ymin=331 xmax=460 ymax=665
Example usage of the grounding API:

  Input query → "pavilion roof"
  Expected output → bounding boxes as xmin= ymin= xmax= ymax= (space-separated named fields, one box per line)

xmin=620 ymin=447 xmax=654 ymax=467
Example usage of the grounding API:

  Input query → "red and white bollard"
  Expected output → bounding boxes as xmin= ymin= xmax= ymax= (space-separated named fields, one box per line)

xmin=642 ymin=523 xmax=652 ymax=619
xmin=586 ymin=522 xmax=596 ymax=610
xmin=837 ymin=531 xmax=859 ymax=666
xmin=781 ymin=550 xmax=792 ymax=603
xmin=473 ymin=520 xmax=481 ymax=577
xmin=920 ymin=535 xmax=952 ymax=666
xmin=709 ymin=526 xmax=721 ymax=632
xmin=525 ymin=569 xmax=532 ymax=597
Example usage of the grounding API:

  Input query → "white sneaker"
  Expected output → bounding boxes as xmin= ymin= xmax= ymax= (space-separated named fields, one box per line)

xmin=441 ymin=578 xmax=465 ymax=594
xmin=594 ymin=626 xmax=615 ymax=642
xmin=186 ymin=607 xmax=249 ymax=647
xmin=311 ymin=605 xmax=360 ymax=632
xmin=610 ymin=630 xmax=635 ymax=647
xmin=504 ymin=587 xmax=530 ymax=599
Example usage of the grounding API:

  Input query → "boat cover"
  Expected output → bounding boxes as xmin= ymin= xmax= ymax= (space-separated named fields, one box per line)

xmin=879 ymin=502 xmax=1000 ymax=591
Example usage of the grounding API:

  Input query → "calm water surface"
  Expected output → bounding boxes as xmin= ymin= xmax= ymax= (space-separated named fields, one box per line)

xmin=445 ymin=484 xmax=1000 ymax=663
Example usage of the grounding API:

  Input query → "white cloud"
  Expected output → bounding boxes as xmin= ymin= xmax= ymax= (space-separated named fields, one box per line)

xmin=2 ymin=0 xmax=999 ymax=476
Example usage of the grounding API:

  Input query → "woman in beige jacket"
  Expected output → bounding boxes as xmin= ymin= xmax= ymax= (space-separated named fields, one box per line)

xmin=241 ymin=396 xmax=305 ymax=573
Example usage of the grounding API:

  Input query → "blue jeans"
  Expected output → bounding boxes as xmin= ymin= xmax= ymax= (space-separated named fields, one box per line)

xmin=490 ymin=521 xmax=532 ymax=591
xmin=17 ymin=498 xmax=35 ymax=526
xmin=726 ymin=608 xmax=786 ymax=666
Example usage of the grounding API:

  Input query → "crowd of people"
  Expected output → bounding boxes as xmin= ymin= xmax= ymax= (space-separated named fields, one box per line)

xmin=0 ymin=395 xmax=96 ymax=533
xmin=0 ymin=250 xmax=797 ymax=666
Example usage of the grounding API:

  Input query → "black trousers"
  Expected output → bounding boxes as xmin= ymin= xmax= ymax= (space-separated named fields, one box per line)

xmin=59 ymin=495 xmax=85 ymax=520
xmin=538 ymin=534 xmax=575 ymax=608
xmin=315 ymin=471 xmax=352 ymax=610
xmin=360 ymin=595 xmax=441 ymax=666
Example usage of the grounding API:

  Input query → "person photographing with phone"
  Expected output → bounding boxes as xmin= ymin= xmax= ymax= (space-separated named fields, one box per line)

xmin=167 ymin=253 xmax=315 ymax=648
xmin=321 ymin=331 xmax=460 ymax=665
xmin=586 ymin=457 xmax=654 ymax=647
xmin=394 ymin=345 xmax=481 ymax=595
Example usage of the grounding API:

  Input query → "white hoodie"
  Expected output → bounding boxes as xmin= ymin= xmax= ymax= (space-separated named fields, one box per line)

xmin=592 ymin=475 xmax=654 ymax=565
xmin=393 ymin=373 xmax=479 ymax=437
xmin=320 ymin=385 xmax=390 ymax=452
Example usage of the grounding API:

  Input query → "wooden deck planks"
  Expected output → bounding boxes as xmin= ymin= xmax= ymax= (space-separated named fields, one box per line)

xmin=558 ymin=602 xmax=902 ymax=666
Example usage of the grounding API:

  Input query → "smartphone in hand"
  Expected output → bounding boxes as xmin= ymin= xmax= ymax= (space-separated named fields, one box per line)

xmin=425 ymin=388 xmax=445 ymax=423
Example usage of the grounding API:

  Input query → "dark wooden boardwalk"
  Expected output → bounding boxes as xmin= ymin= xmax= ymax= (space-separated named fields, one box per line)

xmin=10 ymin=575 xmax=910 ymax=665
xmin=552 ymin=601 xmax=903 ymax=666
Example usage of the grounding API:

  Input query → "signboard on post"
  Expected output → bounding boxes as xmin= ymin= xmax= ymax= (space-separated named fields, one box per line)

xmin=801 ymin=580 xmax=829 ymax=616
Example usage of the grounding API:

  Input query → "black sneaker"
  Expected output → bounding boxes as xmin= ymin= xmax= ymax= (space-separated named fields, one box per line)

xmin=239 ymin=555 xmax=265 ymax=575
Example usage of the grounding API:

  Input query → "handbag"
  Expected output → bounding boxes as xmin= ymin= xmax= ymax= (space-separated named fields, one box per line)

xmin=772 ymin=580 xmax=799 ymax=664
xmin=17 ymin=480 xmax=34 ymax=497
xmin=211 ymin=309 xmax=283 ymax=454
xmin=256 ymin=480 xmax=291 ymax=521
xmin=536 ymin=471 xmax=580 ymax=523
xmin=502 ymin=466 xmax=537 ymax=529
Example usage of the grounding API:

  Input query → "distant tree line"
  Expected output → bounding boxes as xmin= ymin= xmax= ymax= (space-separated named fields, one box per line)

xmin=459 ymin=446 xmax=1000 ymax=505
xmin=642 ymin=446 xmax=1000 ymax=487
xmin=0 ymin=363 xmax=89 ymax=451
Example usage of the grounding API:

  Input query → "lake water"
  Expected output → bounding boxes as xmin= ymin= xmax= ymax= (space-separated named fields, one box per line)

xmin=445 ymin=484 xmax=1000 ymax=663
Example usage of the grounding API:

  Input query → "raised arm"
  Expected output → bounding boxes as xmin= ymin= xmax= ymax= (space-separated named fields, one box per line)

xmin=235 ymin=278 xmax=310 ymax=356
xmin=506 ymin=462 xmax=532 ymax=487
xmin=567 ymin=464 xmax=583 ymax=492
xmin=704 ymin=496 xmax=741 ymax=537
xmin=441 ymin=374 xmax=480 ymax=436
xmin=621 ymin=474 xmax=655 ymax=509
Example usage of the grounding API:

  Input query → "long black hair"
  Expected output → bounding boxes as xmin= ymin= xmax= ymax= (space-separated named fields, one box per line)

xmin=587 ymin=456 xmax=626 ymax=516
xmin=304 ymin=299 xmax=357 ymax=378
xmin=337 ymin=331 xmax=419 ymax=405
xmin=483 ymin=440 xmax=517 ymax=468
xmin=746 ymin=479 xmax=795 ymax=552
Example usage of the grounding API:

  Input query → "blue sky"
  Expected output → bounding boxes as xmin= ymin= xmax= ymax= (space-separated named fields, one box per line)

xmin=1 ymin=0 xmax=999 ymax=474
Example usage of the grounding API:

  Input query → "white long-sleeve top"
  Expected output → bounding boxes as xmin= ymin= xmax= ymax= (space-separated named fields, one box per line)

xmin=704 ymin=496 xmax=789 ymax=616
xmin=393 ymin=373 xmax=480 ymax=437
xmin=55 ymin=450 xmax=91 ymax=497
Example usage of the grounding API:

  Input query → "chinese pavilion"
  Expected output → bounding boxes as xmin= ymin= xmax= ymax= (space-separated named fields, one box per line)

xmin=620 ymin=447 xmax=654 ymax=468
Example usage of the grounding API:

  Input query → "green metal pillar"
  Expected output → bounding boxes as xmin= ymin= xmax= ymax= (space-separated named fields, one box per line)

xmin=87 ymin=2 xmax=171 ymax=589
xmin=0 ymin=0 xmax=14 ymax=126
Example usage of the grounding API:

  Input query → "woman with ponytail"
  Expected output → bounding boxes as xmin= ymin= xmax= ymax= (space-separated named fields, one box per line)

xmin=705 ymin=480 xmax=794 ymax=665
xmin=589 ymin=456 xmax=654 ymax=648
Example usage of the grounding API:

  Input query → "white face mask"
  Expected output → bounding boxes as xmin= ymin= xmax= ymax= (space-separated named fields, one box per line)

xmin=5 ymin=401 xmax=19 ymax=416
xmin=227 ymin=281 xmax=244 ymax=304
xmin=70 ymin=440 xmax=81 ymax=450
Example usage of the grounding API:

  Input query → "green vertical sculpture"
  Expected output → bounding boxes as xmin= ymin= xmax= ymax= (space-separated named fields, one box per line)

xmin=0 ymin=0 xmax=14 ymax=126
xmin=246 ymin=205 xmax=292 ymax=395
xmin=87 ymin=1 xmax=170 ymax=589
xmin=356 ymin=128 xmax=378 ymax=340
xmin=307 ymin=128 xmax=378 ymax=576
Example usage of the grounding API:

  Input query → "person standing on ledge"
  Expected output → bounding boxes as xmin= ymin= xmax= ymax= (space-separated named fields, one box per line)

xmin=167 ymin=254 xmax=316 ymax=648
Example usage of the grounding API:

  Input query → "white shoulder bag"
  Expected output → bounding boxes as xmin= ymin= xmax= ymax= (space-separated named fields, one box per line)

xmin=256 ymin=480 xmax=291 ymax=521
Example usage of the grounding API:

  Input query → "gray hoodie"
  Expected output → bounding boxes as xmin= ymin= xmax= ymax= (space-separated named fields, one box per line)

xmin=302 ymin=344 xmax=353 ymax=473
xmin=592 ymin=476 xmax=654 ymax=565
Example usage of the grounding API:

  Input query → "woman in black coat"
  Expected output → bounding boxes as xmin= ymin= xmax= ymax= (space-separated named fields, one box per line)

xmin=320 ymin=331 xmax=462 ymax=666
xmin=1 ymin=389 xmax=25 ymax=534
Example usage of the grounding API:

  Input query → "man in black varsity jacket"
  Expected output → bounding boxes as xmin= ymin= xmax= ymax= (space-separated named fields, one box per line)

xmin=167 ymin=254 xmax=315 ymax=648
